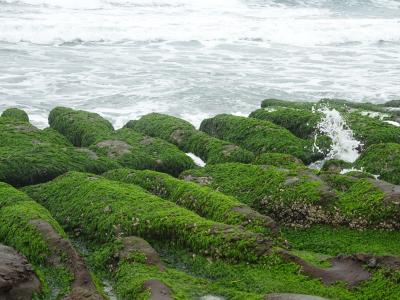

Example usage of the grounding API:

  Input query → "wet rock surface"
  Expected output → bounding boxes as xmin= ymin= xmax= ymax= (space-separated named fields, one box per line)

xmin=0 ymin=244 xmax=41 ymax=300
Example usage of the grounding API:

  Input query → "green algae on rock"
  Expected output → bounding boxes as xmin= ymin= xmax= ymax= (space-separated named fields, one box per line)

xmin=200 ymin=114 xmax=322 ymax=164
xmin=49 ymin=106 xmax=115 ymax=147
xmin=89 ymin=237 xmax=210 ymax=300
xmin=24 ymin=172 xmax=273 ymax=262
xmin=182 ymin=163 xmax=400 ymax=229
xmin=181 ymin=163 xmax=337 ymax=228
xmin=125 ymin=112 xmax=255 ymax=164
xmin=253 ymin=153 xmax=306 ymax=170
xmin=0 ymin=144 xmax=119 ymax=187
xmin=1 ymin=108 xmax=30 ymax=123
xmin=0 ymin=183 xmax=103 ymax=299
xmin=249 ymin=107 xmax=322 ymax=140
xmin=103 ymin=168 xmax=277 ymax=235
xmin=355 ymin=143 xmax=400 ymax=185
xmin=91 ymin=128 xmax=196 ymax=176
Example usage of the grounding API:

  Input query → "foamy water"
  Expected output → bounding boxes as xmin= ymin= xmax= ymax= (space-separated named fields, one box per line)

xmin=309 ymin=106 xmax=361 ymax=169
xmin=0 ymin=0 xmax=400 ymax=128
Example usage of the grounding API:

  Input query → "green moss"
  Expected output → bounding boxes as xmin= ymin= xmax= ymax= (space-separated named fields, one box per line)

xmin=337 ymin=179 xmax=399 ymax=225
xmin=0 ymin=144 xmax=119 ymax=187
xmin=24 ymin=171 xmax=273 ymax=262
xmin=355 ymin=143 xmax=400 ymax=185
xmin=344 ymin=112 xmax=400 ymax=147
xmin=321 ymin=159 xmax=353 ymax=173
xmin=200 ymin=114 xmax=322 ymax=164
xmin=91 ymin=128 xmax=196 ymax=176
xmin=249 ymin=107 xmax=322 ymax=139
xmin=318 ymin=172 xmax=359 ymax=192
xmin=0 ymin=182 xmax=73 ymax=299
xmin=125 ymin=113 xmax=255 ymax=164
xmin=260 ymin=99 xmax=315 ymax=110
xmin=181 ymin=163 xmax=336 ymax=227
xmin=157 ymin=242 xmax=400 ymax=300
xmin=253 ymin=152 xmax=305 ymax=170
xmin=0 ymin=116 xmax=71 ymax=148
xmin=182 ymin=163 xmax=400 ymax=229
xmin=103 ymin=168 xmax=276 ymax=235
xmin=1 ymin=108 xmax=29 ymax=122
xmin=49 ymin=106 xmax=115 ymax=147
xmin=88 ymin=239 xmax=214 ymax=300
xmin=383 ymin=100 xmax=400 ymax=107
xmin=282 ymin=225 xmax=400 ymax=256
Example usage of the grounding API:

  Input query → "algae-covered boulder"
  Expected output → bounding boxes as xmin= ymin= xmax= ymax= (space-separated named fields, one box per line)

xmin=200 ymin=114 xmax=321 ymax=164
xmin=24 ymin=172 xmax=273 ymax=261
xmin=0 ymin=144 xmax=119 ymax=187
xmin=0 ymin=183 xmax=103 ymax=299
xmin=89 ymin=237 xmax=202 ymax=299
xmin=125 ymin=113 xmax=255 ymax=164
xmin=48 ymin=108 xmax=196 ymax=176
xmin=253 ymin=153 xmax=305 ymax=170
xmin=355 ymin=143 xmax=400 ymax=185
xmin=91 ymin=128 xmax=195 ymax=176
xmin=103 ymin=168 xmax=277 ymax=235
xmin=249 ymin=107 xmax=322 ymax=139
xmin=0 ymin=111 xmax=118 ymax=186
xmin=181 ymin=163 xmax=337 ymax=227
xmin=1 ymin=108 xmax=29 ymax=123
xmin=182 ymin=163 xmax=400 ymax=229
xmin=321 ymin=159 xmax=352 ymax=173
xmin=49 ymin=106 xmax=115 ymax=147
xmin=344 ymin=112 xmax=400 ymax=147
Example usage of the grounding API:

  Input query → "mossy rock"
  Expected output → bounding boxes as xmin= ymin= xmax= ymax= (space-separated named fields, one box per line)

xmin=1 ymin=108 xmax=29 ymax=123
xmin=253 ymin=153 xmax=305 ymax=170
xmin=24 ymin=172 xmax=273 ymax=262
xmin=91 ymin=128 xmax=196 ymax=176
xmin=0 ymin=144 xmax=119 ymax=187
xmin=383 ymin=100 xmax=400 ymax=107
xmin=344 ymin=112 xmax=400 ymax=147
xmin=49 ymin=106 xmax=115 ymax=147
xmin=0 ymin=183 xmax=75 ymax=298
xmin=355 ymin=143 xmax=400 ymax=185
xmin=103 ymin=168 xmax=277 ymax=235
xmin=181 ymin=163 xmax=338 ymax=227
xmin=321 ymin=159 xmax=353 ymax=173
xmin=125 ymin=113 xmax=255 ymax=164
xmin=249 ymin=107 xmax=322 ymax=139
xmin=0 ymin=115 xmax=71 ymax=148
xmin=200 ymin=114 xmax=322 ymax=164
xmin=261 ymin=99 xmax=315 ymax=110
xmin=182 ymin=163 xmax=400 ymax=229
xmin=89 ymin=237 xmax=212 ymax=299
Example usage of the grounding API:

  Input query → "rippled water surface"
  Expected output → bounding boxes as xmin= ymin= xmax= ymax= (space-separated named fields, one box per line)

xmin=1 ymin=0 xmax=400 ymax=127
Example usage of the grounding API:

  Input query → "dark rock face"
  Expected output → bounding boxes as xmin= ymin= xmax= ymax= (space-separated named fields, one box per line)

xmin=0 ymin=244 xmax=41 ymax=300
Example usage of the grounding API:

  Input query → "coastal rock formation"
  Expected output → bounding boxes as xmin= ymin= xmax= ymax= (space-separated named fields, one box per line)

xmin=125 ymin=113 xmax=255 ymax=164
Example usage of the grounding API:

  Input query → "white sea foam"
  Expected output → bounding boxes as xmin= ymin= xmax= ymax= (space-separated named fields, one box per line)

xmin=384 ymin=120 xmax=400 ymax=127
xmin=186 ymin=153 xmax=206 ymax=167
xmin=312 ymin=106 xmax=361 ymax=167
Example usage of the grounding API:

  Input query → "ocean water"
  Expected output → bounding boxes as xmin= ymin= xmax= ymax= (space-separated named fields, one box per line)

xmin=0 ymin=0 xmax=400 ymax=128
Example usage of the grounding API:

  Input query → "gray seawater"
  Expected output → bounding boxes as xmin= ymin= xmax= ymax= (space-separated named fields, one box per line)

xmin=0 ymin=0 xmax=400 ymax=128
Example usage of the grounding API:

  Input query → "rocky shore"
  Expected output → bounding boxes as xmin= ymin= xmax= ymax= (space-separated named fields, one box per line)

xmin=1 ymin=99 xmax=400 ymax=299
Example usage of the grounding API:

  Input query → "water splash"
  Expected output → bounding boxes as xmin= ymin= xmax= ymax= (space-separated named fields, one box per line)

xmin=310 ymin=106 xmax=361 ymax=169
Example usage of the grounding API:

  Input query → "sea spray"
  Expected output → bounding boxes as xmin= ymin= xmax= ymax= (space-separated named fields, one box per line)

xmin=310 ymin=106 xmax=361 ymax=169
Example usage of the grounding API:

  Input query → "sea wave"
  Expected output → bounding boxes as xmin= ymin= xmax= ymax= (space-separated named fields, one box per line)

xmin=0 ymin=0 xmax=399 ymax=46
